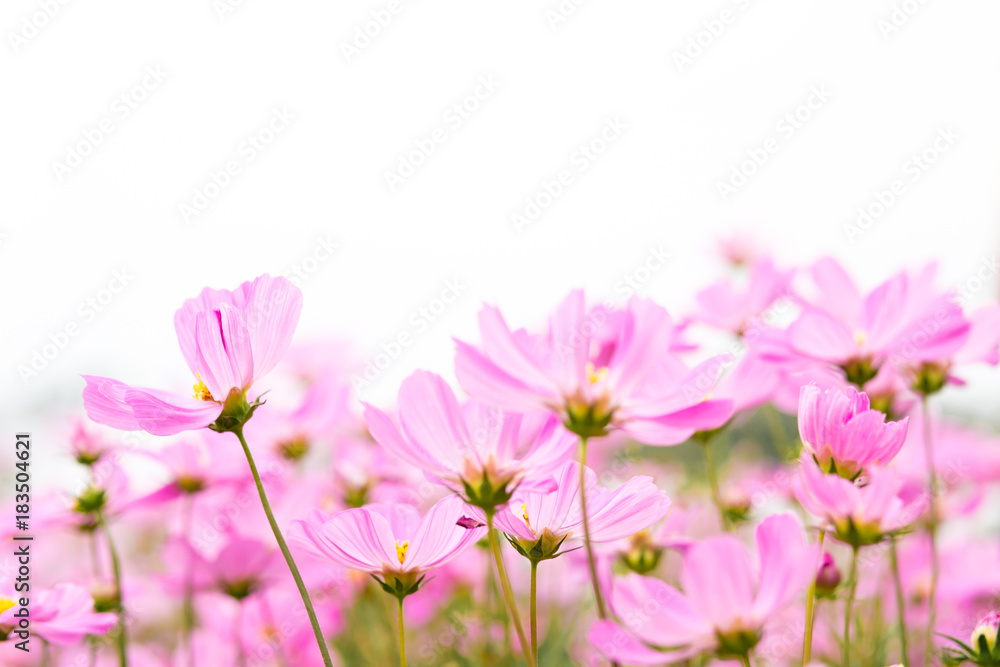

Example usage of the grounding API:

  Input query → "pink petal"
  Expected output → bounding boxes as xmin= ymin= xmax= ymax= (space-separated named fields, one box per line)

xmin=681 ymin=535 xmax=755 ymax=629
xmin=751 ymin=513 xmax=816 ymax=619
xmin=405 ymin=496 xmax=484 ymax=570
xmin=124 ymin=388 xmax=222 ymax=436
xmin=397 ymin=371 xmax=471 ymax=468
xmin=789 ymin=310 xmax=858 ymax=364
xmin=589 ymin=619 xmax=700 ymax=665
xmin=454 ymin=340 xmax=553 ymax=412
xmin=242 ymin=274 xmax=303 ymax=380
xmin=81 ymin=375 xmax=142 ymax=430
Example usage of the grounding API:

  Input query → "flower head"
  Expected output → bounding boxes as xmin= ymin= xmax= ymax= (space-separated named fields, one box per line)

xmin=363 ymin=370 xmax=576 ymax=510
xmin=83 ymin=274 xmax=302 ymax=436
xmin=0 ymin=584 xmax=117 ymax=646
xmin=589 ymin=513 xmax=816 ymax=664
xmin=454 ymin=291 xmax=733 ymax=443
xmin=798 ymin=384 xmax=909 ymax=479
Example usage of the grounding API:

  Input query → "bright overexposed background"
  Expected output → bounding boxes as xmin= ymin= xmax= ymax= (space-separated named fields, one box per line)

xmin=2 ymin=0 xmax=999 ymax=488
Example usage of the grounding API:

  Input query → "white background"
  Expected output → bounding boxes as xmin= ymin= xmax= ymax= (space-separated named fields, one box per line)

xmin=2 ymin=0 xmax=999 ymax=475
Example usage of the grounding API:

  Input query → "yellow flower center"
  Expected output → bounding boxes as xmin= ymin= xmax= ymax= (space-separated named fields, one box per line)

xmin=0 ymin=597 xmax=14 ymax=615
xmin=853 ymin=329 xmax=867 ymax=346
xmin=192 ymin=373 xmax=214 ymax=401
xmin=521 ymin=503 xmax=533 ymax=534
xmin=586 ymin=362 xmax=609 ymax=385
xmin=395 ymin=541 xmax=409 ymax=565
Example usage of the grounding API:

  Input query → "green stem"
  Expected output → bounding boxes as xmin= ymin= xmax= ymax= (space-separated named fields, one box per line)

xmin=235 ymin=601 xmax=246 ymax=667
xmin=41 ymin=639 xmax=51 ymax=667
xmin=843 ymin=545 xmax=859 ymax=667
xmin=486 ymin=513 xmax=537 ymax=667
xmin=232 ymin=428 xmax=334 ymax=667
xmin=579 ymin=436 xmax=609 ymax=616
xmin=889 ymin=536 xmax=909 ymax=664
xmin=801 ymin=528 xmax=826 ymax=665
xmin=921 ymin=395 xmax=939 ymax=664
xmin=701 ymin=438 xmax=728 ymax=531
xmin=397 ymin=597 xmax=407 ymax=667
xmin=97 ymin=511 xmax=128 ymax=667
xmin=530 ymin=560 xmax=539 ymax=662
xmin=762 ymin=404 xmax=794 ymax=461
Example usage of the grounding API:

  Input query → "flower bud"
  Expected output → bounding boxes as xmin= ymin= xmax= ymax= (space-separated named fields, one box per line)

xmin=815 ymin=552 xmax=841 ymax=598
xmin=971 ymin=610 xmax=1000 ymax=653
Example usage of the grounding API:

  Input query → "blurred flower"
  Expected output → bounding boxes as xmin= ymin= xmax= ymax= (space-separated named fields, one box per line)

xmin=0 ymin=583 xmax=117 ymax=645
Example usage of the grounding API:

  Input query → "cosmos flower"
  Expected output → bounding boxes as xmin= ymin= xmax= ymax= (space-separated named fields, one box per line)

xmin=0 ymin=584 xmax=117 ymax=646
xmin=493 ymin=461 xmax=670 ymax=560
xmin=362 ymin=370 xmax=577 ymax=509
xmin=797 ymin=385 xmax=908 ymax=479
xmin=589 ymin=513 xmax=816 ymax=664
xmin=82 ymin=274 xmax=302 ymax=436
xmin=454 ymin=291 xmax=734 ymax=443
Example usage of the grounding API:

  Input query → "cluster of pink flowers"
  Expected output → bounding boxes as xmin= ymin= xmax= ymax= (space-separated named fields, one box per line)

xmin=4 ymin=250 xmax=1000 ymax=667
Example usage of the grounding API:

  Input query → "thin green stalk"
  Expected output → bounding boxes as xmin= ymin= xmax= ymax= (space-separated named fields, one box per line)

xmin=579 ymin=436 xmax=609 ymax=616
xmin=530 ymin=560 xmax=538 ymax=662
xmin=701 ymin=438 xmax=728 ymax=531
xmin=232 ymin=428 xmax=334 ymax=667
xmin=801 ymin=528 xmax=826 ymax=665
xmin=737 ymin=652 xmax=751 ymax=667
xmin=41 ymin=639 xmax=51 ymax=667
xmin=96 ymin=511 xmax=128 ymax=667
xmin=485 ymin=512 xmax=536 ymax=667
xmin=843 ymin=546 xmax=859 ymax=667
xmin=921 ymin=395 xmax=939 ymax=664
xmin=889 ymin=536 xmax=909 ymax=664
xmin=397 ymin=597 xmax=407 ymax=667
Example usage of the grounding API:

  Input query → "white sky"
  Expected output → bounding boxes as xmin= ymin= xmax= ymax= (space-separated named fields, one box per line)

xmin=2 ymin=1 xmax=999 ymax=482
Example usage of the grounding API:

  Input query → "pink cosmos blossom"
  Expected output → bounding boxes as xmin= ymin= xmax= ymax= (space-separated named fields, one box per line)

xmin=165 ymin=535 xmax=285 ymax=599
xmin=493 ymin=462 xmax=670 ymax=557
xmin=454 ymin=291 xmax=734 ymax=443
xmin=289 ymin=495 xmax=485 ymax=591
xmin=0 ymin=583 xmax=117 ymax=646
xmin=362 ymin=370 xmax=577 ymax=508
xmin=82 ymin=274 xmax=302 ymax=436
xmin=691 ymin=257 xmax=794 ymax=335
xmin=788 ymin=259 xmax=973 ymax=387
xmin=128 ymin=439 xmax=247 ymax=510
xmin=589 ymin=513 xmax=816 ymax=664
xmin=793 ymin=454 xmax=925 ymax=546
xmin=797 ymin=385 xmax=908 ymax=478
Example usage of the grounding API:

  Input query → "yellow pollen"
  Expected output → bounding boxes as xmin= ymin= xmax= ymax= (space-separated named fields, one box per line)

xmin=395 ymin=541 xmax=409 ymax=565
xmin=0 ymin=597 xmax=14 ymax=615
xmin=520 ymin=503 xmax=532 ymax=532
xmin=192 ymin=373 xmax=214 ymax=402
xmin=853 ymin=329 xmax=867 ymax=346
xmin=586 ymin=362 xmax=609 ymax=385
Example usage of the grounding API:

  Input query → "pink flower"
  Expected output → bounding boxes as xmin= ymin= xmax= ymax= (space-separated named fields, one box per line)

xmin=691 ymin=257 xmax=793 ymax=335
xmin=454 ymin=291 xmax=734 ymax=443
xmin=793 ymin=454 xmax=926 ymax=547
xmin=0 ymin=584 xmax=117 ymax=646
xmin=797 ymin=385 xmax=908 ymax=478
xmin=289 ymin=496 xmax=485 ymax=598
xmin=588 ymin=513 xmax=816 ymax=664
xmin=167 ymin=535 xmax=285 ymax=600
xmin=788 ymin=259 xmax=972 ymax=387
xmin=493 ymin=462 xmax=670 ymax=559
xmin=82 ymin=274 xmax=302 ymax=436
xmin=362 ymin=370 xmax=577 ymax=509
